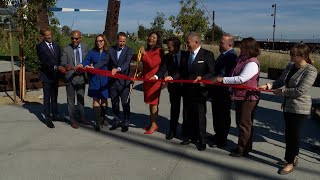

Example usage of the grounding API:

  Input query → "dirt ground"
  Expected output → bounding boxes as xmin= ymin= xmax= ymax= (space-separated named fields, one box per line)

xmin=0 ymin=93 xmax=42 ymax=105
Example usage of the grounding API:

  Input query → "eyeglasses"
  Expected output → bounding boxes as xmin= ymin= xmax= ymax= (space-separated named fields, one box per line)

xmin=71 ymin=37 xmax=80 ymax=40
xmin=96 ymin=40 xmax=104 ymax=43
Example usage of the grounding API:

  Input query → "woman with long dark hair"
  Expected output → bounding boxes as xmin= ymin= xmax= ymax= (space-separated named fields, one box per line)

xmin=140 ymin=32 xmax=164 ymax=134
xmin=77 ymin=34 xmax=110 ymax=131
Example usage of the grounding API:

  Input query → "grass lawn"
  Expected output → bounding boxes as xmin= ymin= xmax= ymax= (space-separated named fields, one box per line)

xmin=1 ymin=35 xmax=319 ymax=73
xmin=202 ymin=44 xmax=320 ymax=73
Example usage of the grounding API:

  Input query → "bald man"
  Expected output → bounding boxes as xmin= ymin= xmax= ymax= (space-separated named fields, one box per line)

xmin=61 ymin=30 xmax=90 ymax=129
xmin=180 ymin=32 xmax=215 ymax=151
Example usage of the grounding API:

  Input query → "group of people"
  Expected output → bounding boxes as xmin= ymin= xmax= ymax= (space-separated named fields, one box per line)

xmin=36 ymin=28 xmax=317 ymax=175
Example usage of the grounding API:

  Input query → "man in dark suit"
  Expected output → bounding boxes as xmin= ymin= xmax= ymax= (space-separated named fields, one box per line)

xmin=36 ymin=29 xmax=65 ymax=128
xmin=61 ymin=30 xmax=90 ymax=129
xmin=209 ymin=33 xmax=237 ymax=148
xmin=181 ymin=32 xmax=215 ymax=151
xmin=151 ymin=37 xmax=187 ymax=140
xmin=95 ymin=32 xmax=133 ymax=132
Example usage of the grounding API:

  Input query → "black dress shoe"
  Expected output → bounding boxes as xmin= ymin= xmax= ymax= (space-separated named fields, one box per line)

xmin=46 ymin=119 xmax=55 ymax=128
xmin=109 ymin=122 xmax=121 ymax=131
xmin=165 ymin=131 xmax=175 ymax=140
xmin=52 ymin=115 xmax=64 ymax=122
xmin=121 ymin=126 xmax=129 ymax=132
xmin=230 ymin=149 xmax=247 ymax=157
xmin=79 ymin=119 xmax=90 ymax=125
xmin=197 ymin=142 xmax=206 ymax=151
xmin=180 ymin=139 xmax=191 ymax=145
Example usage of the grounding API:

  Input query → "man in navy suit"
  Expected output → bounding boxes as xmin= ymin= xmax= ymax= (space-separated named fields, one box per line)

xmin=36 ymin=29 xmax=65 ymax=128
xmin=209 ymin=33 xmax=237 ymax=148
xmin=181 ymin=32 xmax=215 ymax=151
xmin=95 ymin=32 xmax=133 ymax=132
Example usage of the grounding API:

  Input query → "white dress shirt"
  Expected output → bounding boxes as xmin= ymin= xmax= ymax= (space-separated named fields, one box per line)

xmin=223 ymin=62 xmax=259 ymax=84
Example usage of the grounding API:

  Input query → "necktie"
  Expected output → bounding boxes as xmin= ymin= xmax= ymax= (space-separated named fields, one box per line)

xmin=75 ymin=48 xmax=80 ymax=65
xmin=174 ymin=55 xmax=178 ymax=67
xmin=188 ymin=52 xmax=194 ymax=71
xmin=49 ymin=43 xmax=54 ymax=55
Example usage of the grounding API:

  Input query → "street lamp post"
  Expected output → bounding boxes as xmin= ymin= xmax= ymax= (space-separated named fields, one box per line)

xmin=271 ymin=4 xmax=276 ymax=50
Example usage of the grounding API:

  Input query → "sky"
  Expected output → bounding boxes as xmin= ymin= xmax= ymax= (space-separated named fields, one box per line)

xmin=53 ymin=0 xmax=320 ymax=40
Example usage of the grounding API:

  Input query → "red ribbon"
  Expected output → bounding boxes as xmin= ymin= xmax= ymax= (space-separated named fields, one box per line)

xmin=77 ymin=68 xmax=270 ymax=92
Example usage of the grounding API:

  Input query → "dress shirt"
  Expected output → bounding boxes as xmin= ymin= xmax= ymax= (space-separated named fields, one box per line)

xmin=73 ymin=44 xmax=83 ymax=65
xmin=223 ymin=62 xmax=259 ymax=84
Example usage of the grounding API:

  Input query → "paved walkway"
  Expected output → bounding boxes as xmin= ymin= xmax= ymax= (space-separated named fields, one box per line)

xmin=0 ymin=72 xmax=320 ymax=180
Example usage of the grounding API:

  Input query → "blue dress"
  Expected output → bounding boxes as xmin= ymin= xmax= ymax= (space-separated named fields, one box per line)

xmin=82 ymin=49 xmax=109 ymax=99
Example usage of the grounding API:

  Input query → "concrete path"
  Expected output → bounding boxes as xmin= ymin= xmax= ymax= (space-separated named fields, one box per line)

xmin=0 ymin=73 xmax=320 ymax=180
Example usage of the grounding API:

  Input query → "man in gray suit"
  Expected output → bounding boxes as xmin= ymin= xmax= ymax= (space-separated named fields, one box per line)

xmin=61 ymin=30 xmax=90 ymax=129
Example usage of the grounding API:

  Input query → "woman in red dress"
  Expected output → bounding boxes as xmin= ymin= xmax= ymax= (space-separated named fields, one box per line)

xmin=140 ymin=32 xmax=164 ymax=134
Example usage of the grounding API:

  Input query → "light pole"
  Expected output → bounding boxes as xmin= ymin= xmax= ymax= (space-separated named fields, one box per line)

xmin=271 ymin=4 xmax=276 ymax=50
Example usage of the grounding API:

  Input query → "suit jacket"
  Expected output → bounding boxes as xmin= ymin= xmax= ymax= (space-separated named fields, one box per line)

xmin=156 ymin=50 xmax=188 ymax=93
xmin=210 ymin=49 xmax=237 ymax=98
xmin=95 ymin=45 xmax=133 ymax=87
xmin=182 ymin=47 xmax=215 ymax=98
xmin=272 ymin=63 xmax=318 ymax=115
xmin=60 ymin=43 xmax=89 ymax=85
xmin=36 ymin=41 xmax=62 ymax=83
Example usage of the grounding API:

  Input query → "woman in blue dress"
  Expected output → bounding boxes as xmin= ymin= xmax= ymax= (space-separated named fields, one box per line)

xmin=77 ymin=34 xmax=110 ymax=131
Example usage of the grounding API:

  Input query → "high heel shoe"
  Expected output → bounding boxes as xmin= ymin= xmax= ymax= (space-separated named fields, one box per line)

xmin=278 ymin=164 xmax=294 ymax=175
xmin=143 ymin=125 xmax=151 ymax=131
xmin=144 ymin=125 xmax=158 ymax=134
xmin=277 ymin=156 xmax=298 ymax=167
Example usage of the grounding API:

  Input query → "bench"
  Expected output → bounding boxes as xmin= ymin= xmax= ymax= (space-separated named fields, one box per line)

xmin=311 ymin=99 xmax=320 ymax=120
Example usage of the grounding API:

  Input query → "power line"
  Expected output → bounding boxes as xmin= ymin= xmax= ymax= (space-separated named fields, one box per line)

xmin=198 ymin=0 xmax=213 ymax=22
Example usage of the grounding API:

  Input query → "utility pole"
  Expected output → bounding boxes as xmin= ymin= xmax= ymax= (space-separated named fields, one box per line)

xmin=271 ymin=4 xmax=276 ymax=50
xmin=104 ymin=0 xmax=121 ymax=43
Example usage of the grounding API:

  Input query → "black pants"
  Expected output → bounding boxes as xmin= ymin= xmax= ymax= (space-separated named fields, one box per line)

xmin=234 ymin=100 xmax=258 ymax=153
xmin=183 ymin=95 xmax=207 ymax=143
xmin=211 ymin=95 xmax=232 ymax=144
xmin=283 ymin=112 xmax=307 ymax=163
xmin=168 ymin=85 xmax=184 ymax=134
xmin=42 ymin=82 xmax=58 ymax=118
xmin=109 ymin=83 xmax=130 ymax=126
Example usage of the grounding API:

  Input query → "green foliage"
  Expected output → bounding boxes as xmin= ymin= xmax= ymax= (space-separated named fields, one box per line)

xmin=137 ymin=24 xmax=149 ymax=41
xmin=204 ymin=25 xmax=224 ymax=44
xmin=12 ymin=0 xmax=58 ymax=72
xmin=61 ymin=25 xmax=71 ymax=36
xmin=0 ymin=27 xmax=9 ymax=55
xmin=150 ymin=12 xmax=166 ymax=38
xmin=169 ymin=0 xmax=209 ymax=42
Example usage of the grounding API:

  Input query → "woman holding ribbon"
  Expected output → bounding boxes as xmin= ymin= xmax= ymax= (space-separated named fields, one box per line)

xmin=212 ymin=37 xmax=260 ymax=157
xmin=140 ymin=32 xmax=164 ymax=134
xmin=259 ymin=44 xmax=317 ymax=175
xmin=76 ymin=34 xmax=110 ymax=131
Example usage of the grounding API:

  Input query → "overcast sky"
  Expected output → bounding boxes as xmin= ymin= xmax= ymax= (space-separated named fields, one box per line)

xmin=53 ymin=0 xmax=320 ymax=40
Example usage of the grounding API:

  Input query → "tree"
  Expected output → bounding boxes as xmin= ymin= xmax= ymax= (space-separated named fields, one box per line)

xmin=137 ymin=24 xmax=149 ymax=41
xmin=169 ymin=0 xmax=209 ymax=42
xmin=150 ymin=12 xmax=166 ymax=38
xmin=61 ymin=25 xmax=71 ymax=36
xmin=13 ymin=0 xmax=59 ymax=72
xmin=204 ymin=24 xmax=224 ymax=44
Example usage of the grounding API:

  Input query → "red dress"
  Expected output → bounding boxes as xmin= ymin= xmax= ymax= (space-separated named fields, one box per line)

xmin=141 ymin=48 xmax=164 ymax=105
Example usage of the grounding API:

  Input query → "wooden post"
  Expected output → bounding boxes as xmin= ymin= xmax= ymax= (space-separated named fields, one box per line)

xmin=9 ymin=30 xmax=17 ymax=103
xmin=18 ymin=0 xmax=26 ymax=101
xmin=212 ymin=11 xmax=215 ymax=45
